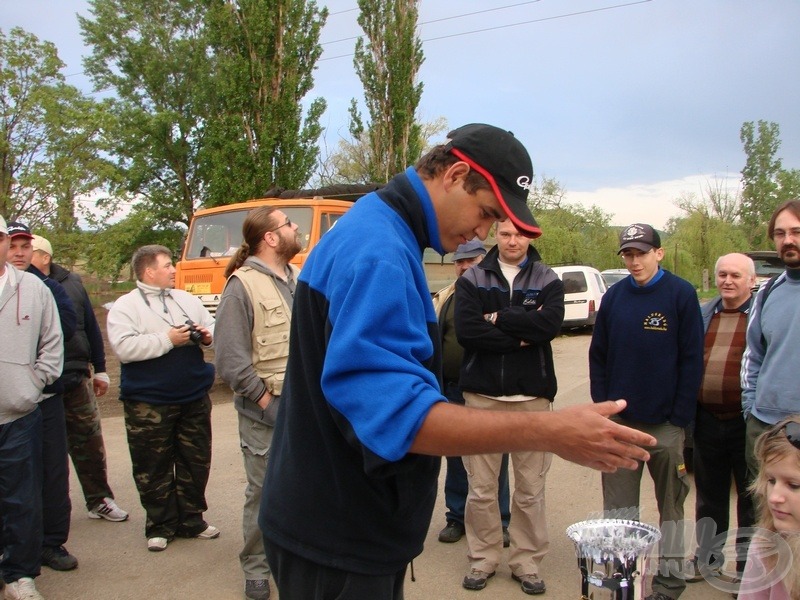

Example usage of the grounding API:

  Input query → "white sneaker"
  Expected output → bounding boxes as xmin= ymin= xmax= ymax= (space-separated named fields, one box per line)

xmin=147 ymin=537 xmax=168 ymax=552
xmin=195 ymin=525 xmax=220 ymax=539
xmin=88 ymin=497 xmax=129 ymax=522
xmin=5 ymin=577 xmax=45 ymax=600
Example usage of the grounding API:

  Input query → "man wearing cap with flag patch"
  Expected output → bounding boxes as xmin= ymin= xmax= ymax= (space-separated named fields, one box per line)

xmin=589 ymin=223 xmax=704 ymax=600
xmin=259 ymin=125 xmax=656 ymax=600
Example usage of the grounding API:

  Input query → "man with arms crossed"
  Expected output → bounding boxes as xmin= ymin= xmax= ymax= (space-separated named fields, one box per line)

xmin=456 ymin=219 xmax=564 ymax=595
xmin=216 ymin=207 xmax=302 ymax=600
xmin=261 ymin=124 xmax=655 ymax=600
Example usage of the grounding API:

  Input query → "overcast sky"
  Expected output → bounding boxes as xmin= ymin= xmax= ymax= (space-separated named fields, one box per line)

xmin=4 ymin=0 xmax=799 ymax=229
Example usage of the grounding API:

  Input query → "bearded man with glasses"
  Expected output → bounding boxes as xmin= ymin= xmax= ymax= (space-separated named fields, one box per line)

xmin=742 ymin=199 xmax=800 ymax=480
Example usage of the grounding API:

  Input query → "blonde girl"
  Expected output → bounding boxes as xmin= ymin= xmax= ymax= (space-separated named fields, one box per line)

xmin=738 ymin=415 xmax=800 ymax=599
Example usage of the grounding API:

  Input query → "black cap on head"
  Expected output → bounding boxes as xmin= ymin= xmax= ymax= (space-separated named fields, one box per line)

xmin=7 ymin=221 xmax=33 ymax=240
xmin=618 ymin=223 xmax=661 ymax=254
xmin=445 ymin=123 xmax=541 ymax=239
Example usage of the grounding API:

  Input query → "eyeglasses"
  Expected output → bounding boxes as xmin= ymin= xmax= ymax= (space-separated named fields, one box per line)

xmin=783 ymin=422 xmax=800 ymax=450
xmin=269 ymin=218 xmax=292 ymax=233
xmin=773 ymin=227 xmax=800 ymax=241
xmin=620 ymin=249 xmax=653 ymax=261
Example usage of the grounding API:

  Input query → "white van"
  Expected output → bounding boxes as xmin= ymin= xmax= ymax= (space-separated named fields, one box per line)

xmin=551 ymin=265 xmax=607 ymax=329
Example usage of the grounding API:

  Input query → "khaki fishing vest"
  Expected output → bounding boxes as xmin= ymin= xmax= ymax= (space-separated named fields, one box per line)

xmin=231 ymin=265 xmax=296 ymax=396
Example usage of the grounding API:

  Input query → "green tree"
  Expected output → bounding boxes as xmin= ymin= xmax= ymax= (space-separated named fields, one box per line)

xmin=665 ymin=194 xmax=748 ymax=285
xmin=80 ymin=0 xmax=212 ymax=227
xmin=516 ymin=174 xmax=618 ymax=269
xmin=0 ymin=27 xmax=112 ymax=228
xmin=317 ymin=116 xmax=446 ymax=185
xmin=83 ymin=207 xmax=184 ymax=282
xmin=739 ymin=120 xmax=782 ymax=247
xmin=202 ymin=0 xmax=328 ymax=205
xmin=350 ymin=0 xmax=424 ymax=183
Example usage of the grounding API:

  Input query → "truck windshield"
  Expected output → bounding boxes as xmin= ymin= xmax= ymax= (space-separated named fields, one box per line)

xmin=184 ymin=207 xmax=314 ymax=259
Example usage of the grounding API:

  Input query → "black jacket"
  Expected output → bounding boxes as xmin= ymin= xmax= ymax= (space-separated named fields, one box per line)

xmin=50 ymin=263 xmax=106 ymax=380
xmin=455 ymin=245 xmax=564 ymax=399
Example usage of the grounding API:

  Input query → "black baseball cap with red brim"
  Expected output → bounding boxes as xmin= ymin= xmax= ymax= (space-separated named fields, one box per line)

xmin=445 ymin=123 xmax=541 ymax=238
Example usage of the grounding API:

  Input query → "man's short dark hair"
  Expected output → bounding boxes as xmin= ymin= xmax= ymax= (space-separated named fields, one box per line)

xmin=132 ymin=244 xmax=172 ymax=281
xmin=768 ymin=199 xmax=800 ymax=239
xmin=415 ymin=145 xmax=492 ymax=195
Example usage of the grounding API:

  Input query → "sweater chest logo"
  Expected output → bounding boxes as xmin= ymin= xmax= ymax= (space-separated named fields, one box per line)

xmin=643 ymin=312 xmax=668 ymax=331
xmin=522 ymin=290 xmax=539 ymax=306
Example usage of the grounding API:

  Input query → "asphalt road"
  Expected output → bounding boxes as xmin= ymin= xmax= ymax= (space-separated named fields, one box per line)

xmin=26 ymin=331 xmax=735 ymax=600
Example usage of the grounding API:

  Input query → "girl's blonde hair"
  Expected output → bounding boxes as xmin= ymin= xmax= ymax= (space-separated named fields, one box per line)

xmin=749 ymin=415 xmax=800 ymax=598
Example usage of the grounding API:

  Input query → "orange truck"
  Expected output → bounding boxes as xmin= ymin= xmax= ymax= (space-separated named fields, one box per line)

xmin=175 ymin=185 xmax=459 ymax=313
xmin=175 ymin=186 xmax=375 ymax=313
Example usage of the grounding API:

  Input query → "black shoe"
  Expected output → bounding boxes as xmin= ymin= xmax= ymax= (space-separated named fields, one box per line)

xmin=438 ymin=520 xmax=465 ymax=543
xmin=245 ymin=578 xmax=271 ymax=600
xmin=503 ymin=526 xmax=510 ymax=548
xmin=644 ymin=593 xmax=674 ymax=600
xmin=512 ymin=573 xmax=546 ymax=595
xmin=462 ymin=568 xmax=495 ymax=590
xmin=42 ymin=545 xmax=78 ymax=571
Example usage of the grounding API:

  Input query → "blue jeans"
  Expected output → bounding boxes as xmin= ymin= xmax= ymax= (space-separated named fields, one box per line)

xmin=0 ymin=409 xmax=44 ymax=583
xmin=443 ymin=383 xmax=510 ymax=527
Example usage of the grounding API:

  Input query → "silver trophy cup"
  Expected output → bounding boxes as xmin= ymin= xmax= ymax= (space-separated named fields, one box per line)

xmin=566 ymin=519 xmax=661 ymax=600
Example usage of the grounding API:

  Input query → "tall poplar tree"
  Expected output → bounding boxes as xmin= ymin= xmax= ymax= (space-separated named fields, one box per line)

xmin=202 ymin=0 xmax=328 ymax=205
xmin=739 ymin=120 xmax=782 ymax=247
xmin=350 ymin=0 xmax=424 ymax=183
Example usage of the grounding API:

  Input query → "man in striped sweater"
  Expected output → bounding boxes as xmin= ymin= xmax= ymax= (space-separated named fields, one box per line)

xmin=686 ymin=253 xmax=756 ymax=588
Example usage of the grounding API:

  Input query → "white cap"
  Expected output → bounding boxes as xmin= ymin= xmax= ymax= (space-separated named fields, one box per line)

xmin=32 ymin=234 xmax=53 ymax=256
xmin=0 ymin=214 xmax=7 ymax=235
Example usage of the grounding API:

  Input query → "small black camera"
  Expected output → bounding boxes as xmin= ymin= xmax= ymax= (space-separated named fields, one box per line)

xmin=184 ymin=320 xmax=204 ymax=345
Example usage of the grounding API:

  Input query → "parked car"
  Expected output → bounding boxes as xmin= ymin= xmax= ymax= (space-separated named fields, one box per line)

xmin=745 ymin=250 xmax=784 ymax=292
xmin=551 ymin=265 xmax=607 ymax=329
xmin=600 ymin=268 xmax=629 ymax=287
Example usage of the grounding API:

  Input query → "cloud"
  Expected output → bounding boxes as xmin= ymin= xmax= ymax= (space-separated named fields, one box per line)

xmin=567 ymin=173 xmax=742 ymax=229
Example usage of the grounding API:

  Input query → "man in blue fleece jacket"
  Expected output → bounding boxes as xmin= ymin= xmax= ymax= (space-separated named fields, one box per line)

xmin=260 ymin=124 xmax=657 ymax=600
xmin=589 ymin=223 xmax=704 ymax=600
xmin=741 ymin=199 xmax=800 ymax=477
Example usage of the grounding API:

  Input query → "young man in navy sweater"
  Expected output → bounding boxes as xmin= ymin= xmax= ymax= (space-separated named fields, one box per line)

xmin=589 ymin=224 xmax=704 ymax=600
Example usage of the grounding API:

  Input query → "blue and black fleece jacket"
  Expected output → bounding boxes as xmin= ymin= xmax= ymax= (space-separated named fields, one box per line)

xmin=260 ymin=167 xmax=445 ymax=575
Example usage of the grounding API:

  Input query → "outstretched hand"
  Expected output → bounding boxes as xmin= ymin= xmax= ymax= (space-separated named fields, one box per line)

xmin=548 ymin=400 xmax=655 ymax=472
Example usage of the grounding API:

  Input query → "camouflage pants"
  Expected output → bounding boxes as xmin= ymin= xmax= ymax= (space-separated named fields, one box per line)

xmin=64 ymin=376 xmax=114 ymax=511
xmin=123 ymin=395 xmax=212 ymax=539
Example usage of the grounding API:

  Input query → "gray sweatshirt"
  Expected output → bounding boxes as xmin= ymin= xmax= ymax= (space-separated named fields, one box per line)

xmin=0 ymin=265 xmax=64 ymax=424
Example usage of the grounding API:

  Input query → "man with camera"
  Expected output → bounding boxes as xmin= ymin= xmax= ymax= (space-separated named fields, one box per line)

xmin=107 ymin=244 xmax=218 ymax=552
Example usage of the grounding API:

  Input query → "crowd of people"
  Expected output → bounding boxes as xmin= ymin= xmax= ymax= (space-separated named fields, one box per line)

xmin=0 ymin=124 xmax=797 ymax=600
